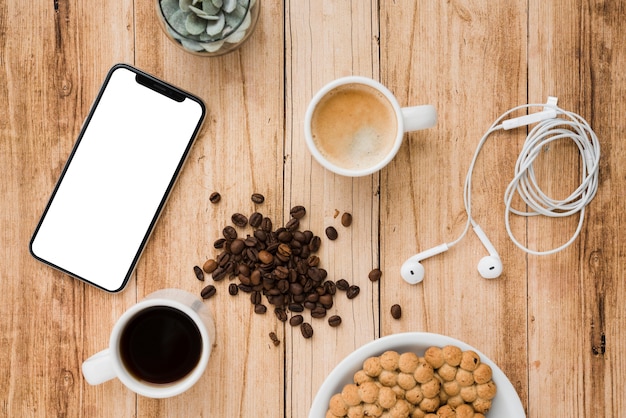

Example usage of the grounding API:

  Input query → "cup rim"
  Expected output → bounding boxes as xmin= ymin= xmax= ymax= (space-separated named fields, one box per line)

xmin=304 ymin=76 xmax=404 ymax=177
xmin=109 ymin=298 xmax=211 ymax=398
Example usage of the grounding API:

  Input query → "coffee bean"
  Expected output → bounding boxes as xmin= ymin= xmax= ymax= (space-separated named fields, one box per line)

xmin=288 ymin=303 xmax=304 ymax=312
xmin=285 ymin=217 xmax=299 ymax=232
xmin=251 ymin=291 xmax=261 ymax=305
xmin=306 ymin=292 xmax=319 ymax=303
xmin=307 ymin=267 xmax=322 ymax=282
xmin=293 ymin=231 xmax=306 ymax=243
xmin=200 ymin=285 xmax=216 ymax=299
xmin=212 ymin=267 xmax=228 ymax=281
xmin=324 ymin=281 xmax=336 ymax=295
xmin=307 ymin=255 xmax=320 ymax=267
xmin=254 ymin=304 xmax=267 ymax=314
xmin=193 ymin=265 xmax=205 ymax=281
xmin=238 ymin=264 xmax=250 ymax=277
xmin=232 ymin=213 xmax=248 ymax=227
xmin=261 ymin=217 xmax=273 ymax=232
xmin=328 ymin=315 xmax=342 ymax=327
xmin=274 ymin=308 xmax=288 ymax=322
xmin=202 ymin=259 xmax=218 ymax=274
xmin=209 ymin=192 xmax=221 ymax=203
xmin=336 ymin=279 xmax=349 ymax=291
xmin=258 ymin=250 xmax=273 ymax=265
xmin=217 ymin=252 xmax=231 ymax=267
xmin=251 ymin=193 xmax=265 ymax=204
xmin=269 ymin=331 xmax=280 ymax=346
xmin=325 ymin=226 xmax=338 ymax=240
xmin=223 ymin=226 xmax=237 ymax=240
xmin=249 ymin=212 xmax=263 ymax=228
xmin=278 ymin=230 xmax=293 ymax=243
xmin=301 ymin=322 xmax=314 ymax=339
xmin=229 ymin=239 xmax=245 ymax=255
xmin=276 ymin=279 xmax=290 ymax=293
xmin=290 ymin=206 xmax=306 ymax=219
xmin=341 ymin=212 xmax=352 ymax=227
xmin=346 ymin=285 xmax=360 ymax=299
xmin=253 ymin=230 xmax=267 ymax=242
xmin=289 ymin=314 xmax=304 ymax=326
xmin=309 ymin=236 xmax=321 ymax=252
xmin=250 ymin=269 xmax=262 ymax=285
xmin=311 ymin=306 xmax=327 ymax=318
xmin=265 ymin=242 xmax=279 ymax=254
xmin=391 ymin=304 xmax=402 ymax=319
xmin=319 ymin=294 xmax=333 ymax=308
xmin=238 ymin=284 xmax=253 ymax=293
xmin=368 ymin=268 xmax=382 ymax=282
xmin=229 ymin=283 xmax=239 ymax=296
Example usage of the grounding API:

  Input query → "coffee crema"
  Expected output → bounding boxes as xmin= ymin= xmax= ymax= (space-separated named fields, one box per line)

xmin=119 ymin=305 xmax=202 ymax=384
xmin=310 ymin=83 xmax=398 ymax=171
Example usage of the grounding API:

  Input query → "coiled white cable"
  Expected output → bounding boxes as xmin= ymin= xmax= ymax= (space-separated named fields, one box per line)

xmin=450 ymin=98 xmax=601 ymax=255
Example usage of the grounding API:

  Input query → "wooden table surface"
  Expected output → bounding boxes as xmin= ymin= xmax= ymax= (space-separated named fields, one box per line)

xmin=2 ymin=1 xmax=624 ymax=417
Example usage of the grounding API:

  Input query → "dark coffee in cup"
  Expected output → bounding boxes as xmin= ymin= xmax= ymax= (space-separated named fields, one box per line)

xmin=119 ymin=305 xmax=202 ymax=384
xmin=310 ymin=83 xmax=398 ymax=171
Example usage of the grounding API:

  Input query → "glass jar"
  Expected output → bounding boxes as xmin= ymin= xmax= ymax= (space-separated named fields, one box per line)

xmin=156 ymin=0 xmax=260 ymax=56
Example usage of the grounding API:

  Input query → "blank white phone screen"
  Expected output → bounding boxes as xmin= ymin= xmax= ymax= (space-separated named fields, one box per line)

xmin=31 ymin=66 xmax=204 ymax=292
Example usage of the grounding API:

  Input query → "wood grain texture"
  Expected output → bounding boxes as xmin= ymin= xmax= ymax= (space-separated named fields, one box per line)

xmin=284 ymin=1 xmax=380 ymax=416
xmin=527 ymin=1 xmax=626 ymax=417
xmin=1 ymin=0 xmax=625 ymax=417
xmin=380 ymin=0 xmax=529 ymax=407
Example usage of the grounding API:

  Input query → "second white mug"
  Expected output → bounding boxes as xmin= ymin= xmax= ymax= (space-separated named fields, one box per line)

xmin=304 ymin=76 xmax=437 ymax=177
xmin=81 ymin=288 xmax=215 ymax=398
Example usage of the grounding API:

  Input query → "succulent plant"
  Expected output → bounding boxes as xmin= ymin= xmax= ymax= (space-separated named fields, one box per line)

xmin=159 ymin=0 xmax=257 ymax=53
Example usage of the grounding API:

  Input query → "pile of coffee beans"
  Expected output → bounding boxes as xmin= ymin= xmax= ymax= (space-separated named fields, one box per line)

xmin=196 ymin=195 xmax=376 ymax=340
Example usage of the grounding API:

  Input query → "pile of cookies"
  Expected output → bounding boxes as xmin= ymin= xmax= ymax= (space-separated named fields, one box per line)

xmin=326 ymin=346 xmax=497 ymax=418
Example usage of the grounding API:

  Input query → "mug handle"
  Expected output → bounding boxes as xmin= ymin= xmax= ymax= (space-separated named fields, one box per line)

xmin=401 ymin=105 xmax=437 ymax=132
xmin=82 ymin=349 xmax=117 ymax=385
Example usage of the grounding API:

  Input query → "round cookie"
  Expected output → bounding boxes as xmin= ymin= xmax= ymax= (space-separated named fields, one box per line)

xmin=398 ymin=352 xmax=420 ymax=373
xmin=363 ymin=356 xmax=383 ymax=377
xmin=341 ymin=383 xmax=361 ymax=407
xmin=358 ymin=381 xmax=379 ymax=404
xmin=379 ymin=350 xmax=400 ymax=371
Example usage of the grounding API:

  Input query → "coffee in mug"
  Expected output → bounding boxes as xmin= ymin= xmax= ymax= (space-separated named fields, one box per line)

xmin=304 ymin=76 xmax=437 ymax=177
xmin=82 ymin=289 xmax=215 ymax=398
xmin=310 ymin=83 xmax=398 ymax=172
xmin=119 ymin=305 xmax=203 ymax=384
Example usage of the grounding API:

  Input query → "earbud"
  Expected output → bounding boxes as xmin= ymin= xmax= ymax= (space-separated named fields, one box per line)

xmin=400 ymin=226 xmax=502 ymax=284
xmin=472 ymin=222 xmax=503 ymax=279
xmin=400 ymin=244 xmax=449 ymax=284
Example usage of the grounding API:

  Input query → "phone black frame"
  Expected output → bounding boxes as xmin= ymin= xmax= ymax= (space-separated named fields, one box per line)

xmin=29 ymin=63 xmax=206 ymax=292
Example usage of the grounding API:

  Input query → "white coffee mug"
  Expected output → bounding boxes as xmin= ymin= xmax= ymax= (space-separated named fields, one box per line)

xmin=304 ymin=76 xmax=437 ymax=177
xmin=81 ymin=288 xmax=215 ymax=398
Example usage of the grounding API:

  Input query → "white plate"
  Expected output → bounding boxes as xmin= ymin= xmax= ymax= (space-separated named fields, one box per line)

xmin=309 ymin=332 xmax=526 ymax=417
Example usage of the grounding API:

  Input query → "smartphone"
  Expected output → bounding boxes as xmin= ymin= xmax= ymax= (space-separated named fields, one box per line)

xmin=30 ymin=64 xmax=206 ymax=292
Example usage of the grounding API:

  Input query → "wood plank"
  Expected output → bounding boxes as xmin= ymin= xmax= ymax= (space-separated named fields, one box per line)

xmin=0 ymin=0 xmax=137 ymax=417
xmin=379 ymin=0 xmax=529 ymax=411
xmin=528 ymin=1 xmax=626 ymax=416
xmin=284 ymin=1 xmax=380 ymax=416
xmin=131 ymin=1 xmax=286 ymax=416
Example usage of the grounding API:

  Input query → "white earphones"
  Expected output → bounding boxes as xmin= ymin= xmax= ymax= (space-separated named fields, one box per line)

xmin=400 ymin=222 xmax=502 ymax=284
xmin=400 ymin=97 xmax=587 ymax=284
